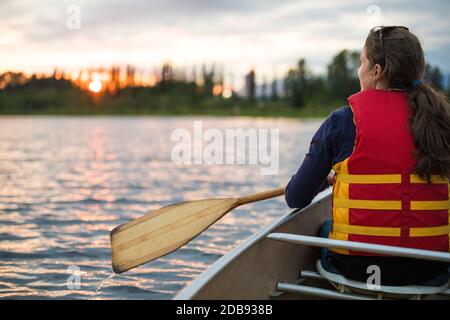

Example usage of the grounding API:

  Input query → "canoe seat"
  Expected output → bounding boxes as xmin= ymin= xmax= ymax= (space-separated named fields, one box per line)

xmin=316 ymin=260 xmax=449 ymax=299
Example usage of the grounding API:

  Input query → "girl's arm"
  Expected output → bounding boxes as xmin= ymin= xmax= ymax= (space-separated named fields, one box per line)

xmin=285 ymin=116 xmax=333 ymax=208
xmin=285 ymin=106 xmax=355 ymax=209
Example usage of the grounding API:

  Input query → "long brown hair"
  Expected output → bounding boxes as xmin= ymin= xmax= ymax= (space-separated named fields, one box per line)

xmin=365 ymin=27 xmax=450 ymax=182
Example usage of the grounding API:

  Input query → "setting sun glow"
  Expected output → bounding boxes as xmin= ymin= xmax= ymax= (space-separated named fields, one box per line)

xmin=88 ymin=80 xmax=102 ymax=93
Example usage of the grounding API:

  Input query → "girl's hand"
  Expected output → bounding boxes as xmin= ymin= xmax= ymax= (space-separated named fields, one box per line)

xmin=327 ymin=172 xmax=335 ymax=186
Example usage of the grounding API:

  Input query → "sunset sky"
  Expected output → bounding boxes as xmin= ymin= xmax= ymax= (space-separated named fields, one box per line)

xmin=1 ymin=0 xmax=449 ymax=89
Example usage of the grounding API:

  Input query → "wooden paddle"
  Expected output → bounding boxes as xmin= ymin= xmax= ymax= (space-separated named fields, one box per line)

xmin=110 ymin=187 xmax=285 ymax=273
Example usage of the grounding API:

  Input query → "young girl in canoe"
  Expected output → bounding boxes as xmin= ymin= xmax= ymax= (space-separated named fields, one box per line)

xmin=285 ymin=26 xmax=450 ymax=286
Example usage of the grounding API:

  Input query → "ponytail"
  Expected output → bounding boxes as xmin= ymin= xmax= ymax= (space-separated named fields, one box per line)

xmin=407 ymin=82 xmax=450 ymax=182
xmin=365 ymin=27 xmax=450 ymax=182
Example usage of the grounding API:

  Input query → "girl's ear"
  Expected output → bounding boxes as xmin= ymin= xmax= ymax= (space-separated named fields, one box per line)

xmin=373 ymin=64 xmax=383 ymax=79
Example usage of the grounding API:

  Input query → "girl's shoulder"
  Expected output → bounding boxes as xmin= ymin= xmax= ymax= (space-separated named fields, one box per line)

xmin=328 ymin=106 xmax=354 ymax=127
xmin=327 ymin=106 xmax=356 ymax=157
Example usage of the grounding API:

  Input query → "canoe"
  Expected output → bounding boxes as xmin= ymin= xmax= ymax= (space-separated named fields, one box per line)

xmin=174 ymin=189 xmax=450 ymax=300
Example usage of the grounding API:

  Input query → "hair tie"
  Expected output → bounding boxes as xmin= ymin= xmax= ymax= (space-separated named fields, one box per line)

xmin=412 ymin=79 xmax=423 ymax=89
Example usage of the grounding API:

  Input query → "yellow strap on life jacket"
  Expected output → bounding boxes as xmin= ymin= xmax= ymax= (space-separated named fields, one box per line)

xmin=333 ymin=198 xmax=401 ymax=210
xmin=333 ymin=223 xmax=449 ymax=237
xmin=410 ymin=200 xmax=450 ymax=210
xmin=334 ymin=198 xmax=449 ymax=211
xmin=333 ymin=223 xmax=400 ymax=236
xmin=335 ymin=173 xmax=449 ymax=184
xmin=336 ymin=174 xmax=401 ymax=184
xmin=410 ymin=175 xmax=449 ymax=184
xmin=410 ymin=225 xmax=450 ymax=237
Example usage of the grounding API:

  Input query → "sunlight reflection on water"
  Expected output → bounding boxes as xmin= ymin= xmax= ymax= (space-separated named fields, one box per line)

xmin=0 ymin=116 xmax=322 ymax=299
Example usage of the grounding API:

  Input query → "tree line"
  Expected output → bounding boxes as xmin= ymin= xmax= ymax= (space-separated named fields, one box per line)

xmin=0 ymin=49 xmax=448 ymax=116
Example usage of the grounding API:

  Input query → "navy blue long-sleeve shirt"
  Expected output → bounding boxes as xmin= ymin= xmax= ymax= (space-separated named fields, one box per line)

xmin=285 ymin=106 xmax=355 ymax=209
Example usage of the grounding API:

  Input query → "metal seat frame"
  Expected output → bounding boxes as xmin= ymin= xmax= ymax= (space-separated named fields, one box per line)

xmin=267 ymin=233 xmax=450 ymax=300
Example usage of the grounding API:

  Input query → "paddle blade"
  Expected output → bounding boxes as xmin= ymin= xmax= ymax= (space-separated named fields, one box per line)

xmin=110 ymin=198 xmax=238 ymax=273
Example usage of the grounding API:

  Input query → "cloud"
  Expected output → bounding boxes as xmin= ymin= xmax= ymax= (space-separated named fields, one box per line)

xmin=1 ymin=0 xmax=449 ymax=87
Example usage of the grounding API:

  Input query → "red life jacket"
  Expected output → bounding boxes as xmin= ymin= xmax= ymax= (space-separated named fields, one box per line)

xmin=329 ymin=89 xmax=449 ymax=255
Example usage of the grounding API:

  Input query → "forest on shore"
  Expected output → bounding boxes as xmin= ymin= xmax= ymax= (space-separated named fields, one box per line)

xmin=0 ymin=49 xmax=448 ymax=117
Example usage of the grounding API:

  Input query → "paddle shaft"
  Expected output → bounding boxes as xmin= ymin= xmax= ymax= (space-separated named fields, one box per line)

xmin=236 ymin=187 xmax=285 ymax=205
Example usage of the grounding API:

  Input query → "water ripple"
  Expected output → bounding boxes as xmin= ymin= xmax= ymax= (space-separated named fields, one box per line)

xmin=0 ymin=116 xmax=320 ymax=299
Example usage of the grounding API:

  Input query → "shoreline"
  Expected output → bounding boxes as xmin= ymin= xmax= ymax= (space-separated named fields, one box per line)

xmin=0 ymin=105 xmax=336 ymax=119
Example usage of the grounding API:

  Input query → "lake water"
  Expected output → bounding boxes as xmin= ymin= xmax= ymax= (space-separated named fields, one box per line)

xmin=0 ymin=116 xmax=323 ymax=299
